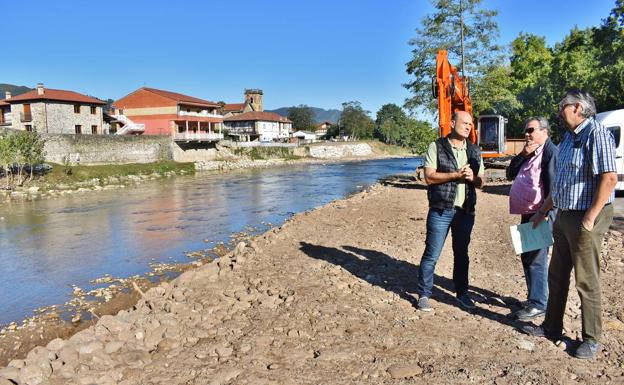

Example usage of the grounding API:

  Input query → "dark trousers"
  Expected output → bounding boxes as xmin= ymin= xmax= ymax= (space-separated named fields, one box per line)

xmin=543 ymin=205 xmax=613 ymax=343
xmin=417 ymin=207 xmax=475 ymax=298
xmin=520 ymin=210 xmax=556 ymax=310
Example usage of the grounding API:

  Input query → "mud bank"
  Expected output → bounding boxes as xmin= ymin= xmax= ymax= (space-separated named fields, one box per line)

xmin=1 ymin=182 xmax=623 ymax=384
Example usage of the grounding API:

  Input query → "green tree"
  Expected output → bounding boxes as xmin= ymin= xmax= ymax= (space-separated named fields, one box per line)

xmin=403 ymin=118 xmax=437 ymax=154
xmin=504 ymin=33 xmax=555 ymax=137
xmin=0 ymin=134 xmax=17 ymax=189
xmin=339 ymin=101 xmax=375 ymax=140
xmin=287 ymin=105 xmax=315 ymax=131
xmin=405 ymin=0 xmax=503 ymax=113
xmin=376 ymin=104 xmax=407 ymax=144
xmin=0 ymin=132 xmax=46 ymax=187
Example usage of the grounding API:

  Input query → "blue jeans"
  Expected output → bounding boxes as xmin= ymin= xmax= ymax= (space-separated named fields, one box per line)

xmin=519 ymin=210 xmax=555 ymax=310
xmin=417 ymin=207 xmax=475 ymax=298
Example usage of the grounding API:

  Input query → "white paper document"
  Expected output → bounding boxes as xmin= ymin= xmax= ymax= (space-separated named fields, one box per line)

xmin=509 ymin=220 xmax=553 ymax=255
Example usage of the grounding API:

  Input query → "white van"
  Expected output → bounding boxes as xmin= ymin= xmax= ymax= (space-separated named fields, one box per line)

xmin=596 ymin=109 xmax=624 ymax=192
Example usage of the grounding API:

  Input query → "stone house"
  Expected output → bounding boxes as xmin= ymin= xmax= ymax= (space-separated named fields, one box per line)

xmin=224 ymin=111 xmax=292 ymax=142
xmin=222 ymin=89 xmax=264 ymax=118
xmin=2 ymin=83 xmax=106 ymax=134
xmin=112 ymin=87 xmax=224 ymax=141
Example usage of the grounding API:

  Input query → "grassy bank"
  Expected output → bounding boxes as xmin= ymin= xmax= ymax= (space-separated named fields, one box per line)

xmin=365 ymin=140 xmax=418 ymax=156
xmin=36 ymin=161 xmax=195 ymax=187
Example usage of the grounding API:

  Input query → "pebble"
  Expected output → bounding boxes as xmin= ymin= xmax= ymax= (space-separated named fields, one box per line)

xmin=517 ymin=339 xmax=535 ymax=351
xmin=387 ymin=363 xmax=423 ymax=378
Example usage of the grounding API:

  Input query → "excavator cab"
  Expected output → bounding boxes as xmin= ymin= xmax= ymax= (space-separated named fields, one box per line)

xmin=477 ymin=114 xmax=507 ymax=157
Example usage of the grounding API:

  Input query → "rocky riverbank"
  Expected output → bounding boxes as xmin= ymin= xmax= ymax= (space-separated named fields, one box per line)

xmin=1 ymin=182 xmax=622 ymax=384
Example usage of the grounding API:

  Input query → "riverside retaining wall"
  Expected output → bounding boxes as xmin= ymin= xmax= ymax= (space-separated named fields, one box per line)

xmin=308 ymin=143 xmax=372 ymax=158
xmin=42 ymin=134 xmax=172 ymax=165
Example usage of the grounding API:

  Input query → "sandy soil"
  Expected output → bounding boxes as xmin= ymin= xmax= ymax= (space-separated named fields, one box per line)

xmin=1 ymin=180 xmax=623 ymax=384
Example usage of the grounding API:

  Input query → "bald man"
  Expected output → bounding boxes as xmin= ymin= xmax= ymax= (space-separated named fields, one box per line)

xmin=416 ymin=111 xmax=485 ymax=312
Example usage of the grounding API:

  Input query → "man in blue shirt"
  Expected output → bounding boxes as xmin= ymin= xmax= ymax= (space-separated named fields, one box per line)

xmin=520 ymin=89 xmax=618 ymax=359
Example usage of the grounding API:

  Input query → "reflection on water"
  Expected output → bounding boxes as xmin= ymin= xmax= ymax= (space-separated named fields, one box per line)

xmin=0 ymin=158 xmax=422 ymax=325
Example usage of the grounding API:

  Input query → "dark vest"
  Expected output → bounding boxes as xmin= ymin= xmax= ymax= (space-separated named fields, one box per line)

xmin=427 ymin=137 xmax=481 ymax=214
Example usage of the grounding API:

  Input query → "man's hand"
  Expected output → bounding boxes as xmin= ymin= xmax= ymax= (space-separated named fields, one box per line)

xmin=582 ymin=214 xmax=595 ymax=231
xmin=529 ymin=211 xmax=546 ymax=229
xmin=459 ymin=165 xmax=474 ymax=182
xmin=521 ymin=140 xmax=539 ymax=157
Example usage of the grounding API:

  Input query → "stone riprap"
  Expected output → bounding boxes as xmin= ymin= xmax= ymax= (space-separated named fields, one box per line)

xmin=308 ymin=143 xmax=372 ymax=158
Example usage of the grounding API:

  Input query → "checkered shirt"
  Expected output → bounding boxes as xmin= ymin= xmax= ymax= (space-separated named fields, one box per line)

xmin=552 ymin=117 xmax=617 ymax=210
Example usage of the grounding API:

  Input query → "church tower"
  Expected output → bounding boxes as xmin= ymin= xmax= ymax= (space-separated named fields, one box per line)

xmin=244 ymin=89 xmax=263 ymax=112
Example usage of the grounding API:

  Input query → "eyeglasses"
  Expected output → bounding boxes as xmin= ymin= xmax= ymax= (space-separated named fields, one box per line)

xmin=524 ymin=127 xmax=539 ymax=134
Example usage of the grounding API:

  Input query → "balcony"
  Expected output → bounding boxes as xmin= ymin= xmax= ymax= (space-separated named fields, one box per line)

xmin=225 ymin=127 xmax=256 ymax=135
xmin=174 ymin=132 xmax=224 ymax=142
xmin=20 ymin=112 xmax=32 ymax=122
xmin=178 ymin=110 xmax=223 ymax=119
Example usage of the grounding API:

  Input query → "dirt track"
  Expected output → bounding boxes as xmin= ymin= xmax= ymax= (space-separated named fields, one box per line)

xmin=1 ymin=181 xmax=623 ymax=384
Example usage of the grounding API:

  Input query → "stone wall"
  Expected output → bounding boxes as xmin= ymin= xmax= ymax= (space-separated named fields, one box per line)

xmin=42 ymin=134 xmax=172 ymax=165
xmin=307 ymin=143 xmax=372 ymax=158
xmin=171 ymin=142 xmax=219 ymax=162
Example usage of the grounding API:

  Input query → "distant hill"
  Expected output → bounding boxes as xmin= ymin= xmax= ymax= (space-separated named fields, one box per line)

xmin=0 ymin=84 xmax=32 ymax=99
xmin=267 ymin=107 xmax=341 ymax=124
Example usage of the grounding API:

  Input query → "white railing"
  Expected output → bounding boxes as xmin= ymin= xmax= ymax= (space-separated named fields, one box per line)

xmin=178 ymin=111 xmax=223 ymax=118
xmin=174 ymin=132 xmax=224 ymax=141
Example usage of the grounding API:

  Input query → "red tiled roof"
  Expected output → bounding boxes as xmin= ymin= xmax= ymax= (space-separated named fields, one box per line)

xmin=224 ymin=111 xmax=291 ymax=123
xmin=223 ymin=103 xmax=245 ymax=111
xmin=317 ymin=120 xmax=334 ymax=127
xmin=0 ymin=99 xmax=9 ymax=107
xmin=6 ymin=88 xmax=106 ymax=105
xmin=142 ymin=87 xmax=219 ymax=107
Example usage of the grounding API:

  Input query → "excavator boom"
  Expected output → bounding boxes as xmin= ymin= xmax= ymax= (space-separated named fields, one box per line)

xmin=434 ymin=50 xmax=476 ymax=144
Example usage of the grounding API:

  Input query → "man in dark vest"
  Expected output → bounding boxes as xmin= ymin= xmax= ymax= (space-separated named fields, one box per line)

xmin=416 ymin=110 xmax=485 ymax=312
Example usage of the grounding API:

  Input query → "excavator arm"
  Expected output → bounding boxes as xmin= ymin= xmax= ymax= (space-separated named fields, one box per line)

xmin=433 ymin=50 xmax=477 ymax=144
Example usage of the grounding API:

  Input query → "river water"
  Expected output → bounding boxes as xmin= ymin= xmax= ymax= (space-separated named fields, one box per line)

xmin=0 ymin=158 xmax=422 ymax=325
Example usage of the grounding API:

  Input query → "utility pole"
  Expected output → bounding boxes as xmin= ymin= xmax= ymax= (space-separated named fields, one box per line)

xmin=460 ymin=0 xmax=465 ymax=78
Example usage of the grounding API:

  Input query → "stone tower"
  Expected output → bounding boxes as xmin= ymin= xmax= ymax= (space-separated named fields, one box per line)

xmin=244 ymin=89 xmax=263 ymax=112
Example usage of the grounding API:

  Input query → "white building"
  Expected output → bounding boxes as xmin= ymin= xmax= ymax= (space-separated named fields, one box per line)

xmin=224 ymin=111 xmax=292 ymax=142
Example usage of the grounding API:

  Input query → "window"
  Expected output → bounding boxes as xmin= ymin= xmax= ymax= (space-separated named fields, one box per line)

xmin=74 ymin=105 xmax=80 ymax=113
xmin=91 ymin=125 xmax=98 ymax=134
xmin=75 ymin=125 xmax=82 ymax=134
xmin=25 ymin=125 xmax=33 ymax=132
xmin=90 ymin=106 xmax=96 ymax=114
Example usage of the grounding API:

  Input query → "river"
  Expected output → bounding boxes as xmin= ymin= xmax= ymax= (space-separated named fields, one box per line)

xmin=0 ymin=158 xmax=423 ymax=325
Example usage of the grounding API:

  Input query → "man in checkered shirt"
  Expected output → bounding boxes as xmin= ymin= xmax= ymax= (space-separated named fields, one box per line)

xmin=520 ymin=89 xmax=617 ymax=360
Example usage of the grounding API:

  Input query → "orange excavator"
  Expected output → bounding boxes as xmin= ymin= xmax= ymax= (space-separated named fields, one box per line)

xmin=432 ymin=50 xmax=508 ymax=158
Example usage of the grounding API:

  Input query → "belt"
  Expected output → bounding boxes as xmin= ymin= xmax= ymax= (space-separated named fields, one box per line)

xmin=559 ymin=203 xmax=611 ymax=212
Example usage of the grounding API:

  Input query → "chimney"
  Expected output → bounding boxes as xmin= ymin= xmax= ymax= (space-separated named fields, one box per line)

xmin=4 ymin=91 xmax=10 ymax=100
xmin=36 ymin=83 xmax=44 ymax=96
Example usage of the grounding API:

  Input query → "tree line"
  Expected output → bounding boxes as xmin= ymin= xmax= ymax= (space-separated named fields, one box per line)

xmin=405 ymin=0 xmax=624 ymax=139
xmin=287 ymin=102 xmax=436 ymax=154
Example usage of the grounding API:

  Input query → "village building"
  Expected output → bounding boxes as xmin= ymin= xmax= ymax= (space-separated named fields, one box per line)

xmin=1 ymin=83 xmax=106 ymax=134
xmin=0 ymin=97 xmax=10 ymax=128
xmin=315 ymin=121 xmax=333 ymax=138
xmin=292 ymin=130 xmax=317 ymax=143
xmin=112 ymin=87 xmax=224 ymax=141
xmin=222 ymin=89 xmax=264 ymax=117
xmin=224 ymin=111 xmax=292 ymax=142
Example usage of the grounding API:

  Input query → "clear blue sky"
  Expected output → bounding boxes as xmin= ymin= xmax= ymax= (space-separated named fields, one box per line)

xmin=2 ymin=0 xmax=616 ymax=115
